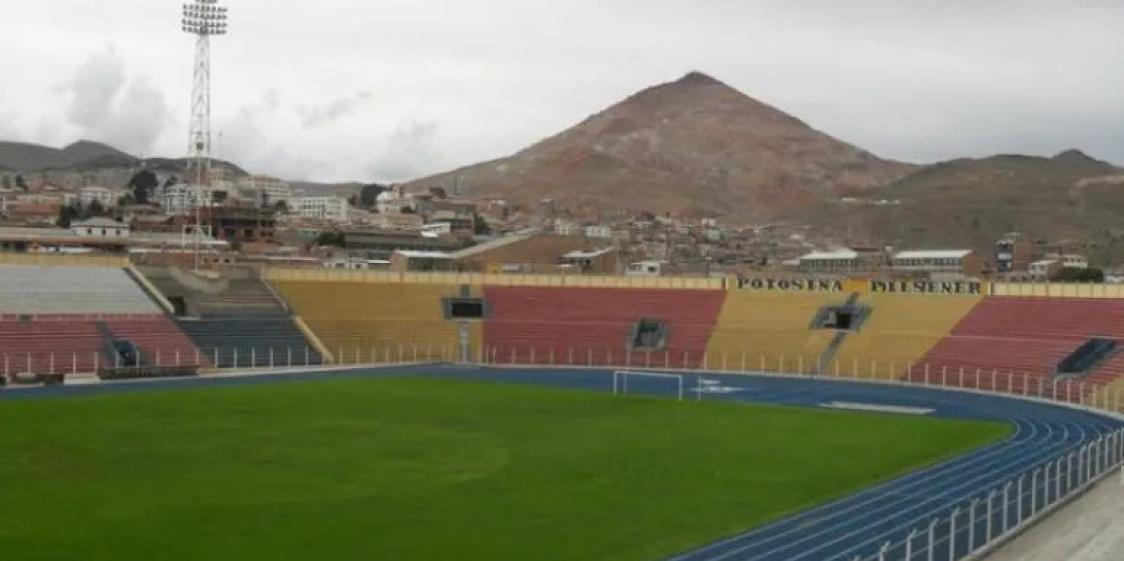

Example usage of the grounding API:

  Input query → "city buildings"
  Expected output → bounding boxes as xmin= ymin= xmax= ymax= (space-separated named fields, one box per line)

xmin=290 ymin=195 xmax=350 ymax=222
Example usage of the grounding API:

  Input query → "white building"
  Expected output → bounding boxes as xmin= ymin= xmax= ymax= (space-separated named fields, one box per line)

xmin=71 ymin=217 xmax=130 ymax=238
xmin=584 ymin=225 xmax=613 ymax=239
xmin=890 ymin=249 xmax=980 ymax=278
xmin=799 ymin=249 xmax=858 ymax=273
xmin=160 ymin=183 xmax=217 ymax=214
xmin=626 ymin=260 xmax=668 ymax=277
xmin=238 ymin=175 xmax=292 ymax=205
xmin=375 ymin=186 xmax=416 ymax=214
xmin=78 ymin=186 xmax=120 ymax=208
xmin=1029 ymin=259 xmax=1060 ymax=280
xmin=291 ymin=195 xmax=351 ymax=222
xmin=1059 ymin=254 xmax=1089 ymax=269
xmin=421 ymin=222 xmax=453 ymax=237
xmin=554 ymin=220 xmax=580 ymax=236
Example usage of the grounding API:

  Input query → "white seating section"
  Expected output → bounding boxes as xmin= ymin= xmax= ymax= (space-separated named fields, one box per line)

xmin=0 ymin=265 xmax=159 ymax=315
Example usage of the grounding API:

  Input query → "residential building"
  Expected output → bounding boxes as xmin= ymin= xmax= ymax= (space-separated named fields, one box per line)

xmin=996 ymin=232 xmax=1033 ymax=273
xmin=373 ymin=212 xmax=424 ymax=231
xmin=238 ymin=175 xmax=292 ymax=205
xmin=203 ymin=206 xmax=277 ymax=244
xmin=1059 ymin=254 xmax=1089 ymax=269
xmin=890 ymin=249 xmax=982 ymax=279
xmin=626 ymin=260 xmax=668 ymax=277
xmin=584 ymin=225 xmax=613 ymax=239
xmin=560 ymin=247 xmax=619 ymax=274
xmin=554 ymin=220 xmax=580 ymax=236
xmin=78 ymin=186 xmax=121 ymax=208
xmin=71 ymin=217 xmax=130 ymax=238
xmin=797 ymin=248 xmax=883 ymax=274
xmin=1028 ymin=259 xmax=1061 ymax=280
xmin=375 ymin=186 xmax=416 ymax=214
xmin=291 ymin=195 xmax=350 ymax=222
xmin=160 ymin=183 xmax=218 ymax=214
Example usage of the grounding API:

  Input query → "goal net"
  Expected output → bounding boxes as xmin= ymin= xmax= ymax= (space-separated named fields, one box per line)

xmin=612 ymin=370 xmax=685 ymax=402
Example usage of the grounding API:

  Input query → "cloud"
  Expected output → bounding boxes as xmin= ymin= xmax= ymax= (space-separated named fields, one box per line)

xmin=367 ymin=119 xmax=441 ymax=182
xmin=298 ymin=91 xmax=373 ymax=129
xmin=62 ymin=46 xmax=172 ymax=155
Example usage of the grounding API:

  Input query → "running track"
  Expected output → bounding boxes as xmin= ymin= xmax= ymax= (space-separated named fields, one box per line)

xmin=3 ymin=364 xmax=1122 ymax=561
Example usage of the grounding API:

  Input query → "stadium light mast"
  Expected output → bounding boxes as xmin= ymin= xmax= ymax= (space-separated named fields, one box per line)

xmin=181 ymin=0 xmax=228 ymax=270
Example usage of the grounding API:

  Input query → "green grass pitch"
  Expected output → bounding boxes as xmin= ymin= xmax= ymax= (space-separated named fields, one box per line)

xmin=0 ymin=376 xmax=1010 ymax=561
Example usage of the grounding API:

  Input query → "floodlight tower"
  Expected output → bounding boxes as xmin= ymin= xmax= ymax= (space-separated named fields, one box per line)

xmin=182 ymin=0 xmax=228 ymax=269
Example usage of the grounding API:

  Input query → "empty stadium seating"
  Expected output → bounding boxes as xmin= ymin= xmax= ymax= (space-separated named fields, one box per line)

xmin=138 ymin=266 xmax=286 ymax=317
xmin=705 ymin=291 xmax=841 ymax=374
xmin=269 ymin=279 xmax=481 ymax=362
xmin=910 ymin=297 xmax=1124 ymax=395
xmin=832 ymin=293 xmax=982 ymax=380
xmin=177 ymin=316 xmax=323 ymax=368
xmin=483 ymin=286 xmax=725 ymax=368
xmin=0 ymin=265 xmax=160 ymax=315
xmin=0 ymin=314 xmax=203 ymax=376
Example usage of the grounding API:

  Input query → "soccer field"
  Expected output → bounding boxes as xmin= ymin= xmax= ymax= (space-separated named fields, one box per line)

xmin=0 ymin=376 xmax=1010 ymax=561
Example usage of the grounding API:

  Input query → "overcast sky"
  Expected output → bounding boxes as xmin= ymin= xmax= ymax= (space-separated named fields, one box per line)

xmin=1 ymin=1 xmax=1122 ymax=182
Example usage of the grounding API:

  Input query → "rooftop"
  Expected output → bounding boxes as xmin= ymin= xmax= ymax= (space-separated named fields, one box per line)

xmin=394 ymin=250 xmax=452 ymax=260
xmin=893 ymin=249 xmax=973 ymax=260
xmin=800 ymin=249 xmax=859 ymax=261
xmin=563 ymin=247 xmax=616 ymax=260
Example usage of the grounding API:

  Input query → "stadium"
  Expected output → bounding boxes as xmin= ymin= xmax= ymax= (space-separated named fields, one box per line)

xmin=2 ymin=252 xmax=1123 ymax=561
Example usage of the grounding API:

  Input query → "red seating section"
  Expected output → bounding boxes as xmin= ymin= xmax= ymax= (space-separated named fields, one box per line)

xmin=911 ymin=297 xmax=1124 ymax=395
xmin=483 ymin=287 xmax=726 ymax=369
xmin=0 ymin=314 xmax=204 ymax=377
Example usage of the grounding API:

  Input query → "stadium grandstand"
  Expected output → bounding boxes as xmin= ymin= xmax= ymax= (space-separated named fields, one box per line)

xmin=136 ymin=265 xmax=322 ymax=368
xmin=0 ymin=260 xmax=202 ymax=378
xmin=483 ymin=286 xmax=725 ymax=368
xmin=4 ymin=255 xmax=1124 ymax=561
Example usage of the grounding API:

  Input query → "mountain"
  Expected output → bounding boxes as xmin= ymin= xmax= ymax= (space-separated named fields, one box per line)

xmin=799 ymin=150 xmax=1124 ymax=264
xmin=407 ymin=71 xmax=915 ymax=221
xmin=0 ymin=140 xmax=137 ymax=171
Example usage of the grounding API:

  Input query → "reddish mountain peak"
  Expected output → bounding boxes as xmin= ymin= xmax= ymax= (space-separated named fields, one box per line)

xmin=675 ymin=71 xmax=726 ymax=87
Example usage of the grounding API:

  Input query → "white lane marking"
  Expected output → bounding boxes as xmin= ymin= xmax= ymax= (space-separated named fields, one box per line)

xmin=821 ymin=401 xmax=934 ymax=415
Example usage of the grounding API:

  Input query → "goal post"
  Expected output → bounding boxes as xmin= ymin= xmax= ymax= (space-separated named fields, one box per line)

xmin=612 ymin=370 xmax=685 ymax=402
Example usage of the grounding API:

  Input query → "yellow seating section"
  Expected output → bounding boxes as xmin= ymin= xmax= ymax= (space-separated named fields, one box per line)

xmin=832 ymin=294 xmax=981 ymax=380
xmin=705 ymin=292 xmax=841 ymax=374
xmin=270 ymin=280 xmax=481 ymax=362
xmin=1101 ymin=379 xmax=1124 ymax=414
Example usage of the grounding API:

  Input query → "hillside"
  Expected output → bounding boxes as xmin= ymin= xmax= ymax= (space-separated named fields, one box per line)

xmin=800 ymin=150 xmax=1124 ymax=265
xmin=407 ymin=72 xmax=915 ymax=221
xmin=0 ymin=140 xmax=137 ymax=171
xmin=0 ymin=139 xmax=249 ymax=189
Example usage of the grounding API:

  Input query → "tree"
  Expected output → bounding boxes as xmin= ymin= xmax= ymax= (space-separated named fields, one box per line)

xmin=274 ymin=200 xmax=289 ymax=214
xmin=1051 ymin=267 xmax=1105 ymax=283
xmin=127 ymin=170 xmax=159 ymax=204
xmin=56 ymin=203 xmax=81 ymax=228
xmin=1 ymin=175 xmax=10 ymax=190
xmin=315 ymin=230 xmax=346 ymax=248
xmin=88 ymin=199 xmax=106 ymax=216
xmin=359 ymin=183 xmax=389 ymax=208
xmin=473 ymin=212 xmax=492 ymax=236
xmin=117 ymin=193 xmax=135 ymax=207
xmin=15 ymin=175 xmax=28 ymax=192
xmin=347 ymin=194 xmax=360 ymax=207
